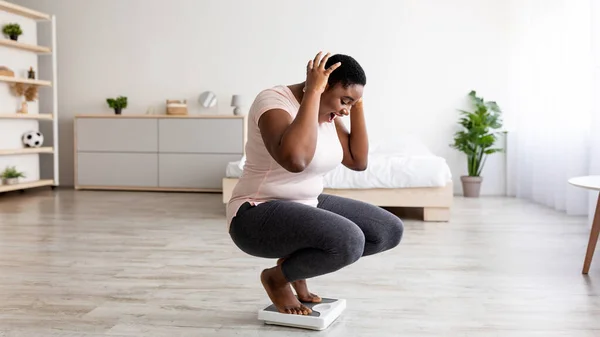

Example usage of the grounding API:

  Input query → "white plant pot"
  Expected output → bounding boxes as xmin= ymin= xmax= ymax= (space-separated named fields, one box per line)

xmin=3 ymin=178 xmax=19 ymax=185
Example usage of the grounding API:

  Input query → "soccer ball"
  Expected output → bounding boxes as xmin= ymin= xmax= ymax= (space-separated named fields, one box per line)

xmin=22 ymin=131 xmax=44 ymax=148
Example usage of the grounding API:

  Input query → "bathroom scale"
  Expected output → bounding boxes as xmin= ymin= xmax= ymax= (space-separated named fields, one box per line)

xmin=258 ymin=297 xmax=346 ymax=330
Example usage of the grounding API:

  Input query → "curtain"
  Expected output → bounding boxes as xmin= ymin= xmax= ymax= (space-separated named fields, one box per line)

xmin=506 ymin=0 xmax=598 ymax=219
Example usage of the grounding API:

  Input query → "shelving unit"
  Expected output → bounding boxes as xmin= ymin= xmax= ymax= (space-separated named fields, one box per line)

xmin=0 ymin=1 xmax=50 ymax=20
xmin=0 ymin=113 xmax=53 ymax=120
xmin=0 ymin=179 xmax=53 ymax=193
xmin=0 ymin=1 xmax=58 ymax=193
xmin=0 ymin=147 xmax=53 ymax=155
xmin=0 ymin=38 xmax=51 ymax=53
xmin=0 ymin=75 xmax=51 ymax=86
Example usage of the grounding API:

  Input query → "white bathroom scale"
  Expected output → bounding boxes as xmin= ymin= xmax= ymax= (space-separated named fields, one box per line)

xmin=258 ymin=298 xmax=346 ymax=331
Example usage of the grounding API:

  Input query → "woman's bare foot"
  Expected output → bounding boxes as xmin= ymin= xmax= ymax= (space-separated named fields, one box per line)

xmin=291 ymin=279 xmax=322 ymax=303
xmin=260 ymin=266 xmax=312 ymax=315
xmin=277 ymin=258 xmax=322 ymax=303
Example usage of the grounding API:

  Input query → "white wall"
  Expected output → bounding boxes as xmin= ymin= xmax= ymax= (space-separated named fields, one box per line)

xmin=13 ymin=0 xmax=510 ymax=194
xmin=0 ymin=9 xmax=41 ymax=184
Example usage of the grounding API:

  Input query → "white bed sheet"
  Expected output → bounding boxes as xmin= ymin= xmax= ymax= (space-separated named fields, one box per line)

xmin=225 ymin=136 xmax=452 ymax=189
xmin=323 ymin=153 xmax=451 ymax=188
xmin=225 ymin=154 xmax=452 ymax=189
xmin=226 ymin=159 xmax=245 ymax=178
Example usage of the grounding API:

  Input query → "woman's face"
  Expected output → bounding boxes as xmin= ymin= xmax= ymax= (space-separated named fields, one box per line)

xmin=319 ymin=83 xmax=364 ymax=123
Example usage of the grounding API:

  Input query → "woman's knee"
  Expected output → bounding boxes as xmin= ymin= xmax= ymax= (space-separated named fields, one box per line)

xmin=365 ymin=216 xmax=404 ymax=255
xmin=388 ymin=217 xmax=404 ymax=249
xmin=336 ymin=225 xmax=366 ymax=266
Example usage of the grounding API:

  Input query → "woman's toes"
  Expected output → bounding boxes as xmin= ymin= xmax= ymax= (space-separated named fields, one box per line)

xmin=301 ymin=305 xmax=312 ymax=315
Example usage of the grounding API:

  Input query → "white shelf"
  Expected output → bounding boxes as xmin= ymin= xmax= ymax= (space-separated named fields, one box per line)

xmin=0 ymin=0 xmax=50 ymax=20
xmin=0 ymin=75 xmax=51 ymax=87
xmin=0 ymin=38 xmax=51 ymax=54
xmin=0 ymin=147 xmax=53 ymax=155
xmin=0 ymin=179 xmax=53 ymax=192
xmin=0 ymin=2 xmax=59 ymax=189
xmin=0 ymin=113 xmax=53 ymax=120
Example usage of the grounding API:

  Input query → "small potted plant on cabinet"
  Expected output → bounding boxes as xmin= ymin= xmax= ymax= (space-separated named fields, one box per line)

xmin=1 ymin=166 xmax=26 ymax=185
xmin=450 ymin=90 xmax=503 ymax=197
xmin=2 ymin=23 xmax=23 ymax=41
xmin=106 ymin=96 xmax=128 ymax=115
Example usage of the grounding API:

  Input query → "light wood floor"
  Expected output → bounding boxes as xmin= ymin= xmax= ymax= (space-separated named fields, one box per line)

xmin=1 ymin=189 xmax=599 ymax=336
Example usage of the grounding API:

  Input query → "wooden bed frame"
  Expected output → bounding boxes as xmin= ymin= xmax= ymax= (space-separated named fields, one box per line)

xmin=222 ymin=178 xmax=453 ymax=222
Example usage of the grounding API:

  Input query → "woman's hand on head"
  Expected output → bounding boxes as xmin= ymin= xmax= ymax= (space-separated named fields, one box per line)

xmin=354 ymin=97 xmax=363 ymax=108
xmin=338 ymin=98 xmax=362 ymax=117
xmin=305 ymin=52 xmax=341 ymax=94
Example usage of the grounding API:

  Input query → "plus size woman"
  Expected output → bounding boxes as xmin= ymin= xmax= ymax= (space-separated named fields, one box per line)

xmin=227 ymin=52 xmax=404 ymax=315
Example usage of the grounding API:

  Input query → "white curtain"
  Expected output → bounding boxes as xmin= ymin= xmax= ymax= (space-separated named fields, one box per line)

xmin=506 ymin=0 xmax=599 ymax=219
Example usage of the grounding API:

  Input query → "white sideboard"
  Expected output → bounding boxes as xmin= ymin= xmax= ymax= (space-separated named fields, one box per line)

xmin=74 ymin=114 xmax=246 ymax=192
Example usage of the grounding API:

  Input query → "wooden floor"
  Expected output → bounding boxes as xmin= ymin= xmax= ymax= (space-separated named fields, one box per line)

xmin=1 ymin=189 xmax=599 ymax=336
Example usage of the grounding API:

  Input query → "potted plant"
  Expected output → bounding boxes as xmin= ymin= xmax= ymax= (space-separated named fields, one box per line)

xmin=1 ymin=166 xmax=26 ymax=185
xmin=2 ymin=23 xmax=23 ymax=41
xmin=450 ymin=90 xmax=503 ymax=197
xmin=106 ymin=96 xmax=128 ymax=115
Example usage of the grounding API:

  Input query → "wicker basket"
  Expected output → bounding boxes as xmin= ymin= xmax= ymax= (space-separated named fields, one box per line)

xmin=0 ymin=66 xmax=15 ymax=77
xmin=166 ymin=99 xmax=188 ymax=115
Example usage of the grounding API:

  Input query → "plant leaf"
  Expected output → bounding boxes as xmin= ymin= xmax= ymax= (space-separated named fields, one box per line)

xmin=452 ymin=90 xmax=503 ymax=175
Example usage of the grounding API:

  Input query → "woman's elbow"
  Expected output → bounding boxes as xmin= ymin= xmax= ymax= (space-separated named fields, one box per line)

xmin=349 ymin=158 xmax=368 ymax=171
xmin=285 ymin=162 xmax=307 ymax=173
xmin=282 ymin=155 xmax=309 ymax=173
xmin=353 ymin=163 xmax=368 ymax=171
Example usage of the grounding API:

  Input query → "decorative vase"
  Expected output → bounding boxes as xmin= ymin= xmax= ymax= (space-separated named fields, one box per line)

xmin=19 ymin=101 xmax=28 ymax=114
xmin=233 ymin=107 xmax=244 ymax=116
xmin=114 ymin=108 xmax=122 ymax=115
xmin=9 ymin=34 xmax=18 ymax=41
xmin=461 ymin=176 xmax=482 ymax=198
xmin=3 ymin=178 xmax=19 ymax=185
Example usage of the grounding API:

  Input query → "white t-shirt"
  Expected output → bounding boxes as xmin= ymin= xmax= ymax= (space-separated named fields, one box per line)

xmin=226 ymin=85 xmax=344 ymax=228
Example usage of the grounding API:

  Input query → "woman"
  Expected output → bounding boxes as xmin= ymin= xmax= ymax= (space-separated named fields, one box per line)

xmin=227 ymin=52 xmax=404 ymax=315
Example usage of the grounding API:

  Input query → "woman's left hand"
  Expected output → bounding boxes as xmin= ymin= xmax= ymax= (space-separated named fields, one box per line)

xmin=348 ymin=98 xmax=363 ymax=115
xmin=339 ymin=99 xmax=363 ymax=117
xmin=353 ymin=98 xmax=363 ymax=109
xmin=334 ymin=96 xmax=368 ymax=171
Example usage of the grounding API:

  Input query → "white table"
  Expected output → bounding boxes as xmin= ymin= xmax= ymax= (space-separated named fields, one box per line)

xmin=568 ymin=176 xmax=600 ymax=274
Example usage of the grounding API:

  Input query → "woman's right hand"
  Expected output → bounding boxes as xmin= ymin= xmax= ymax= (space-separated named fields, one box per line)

xmin=305 ymin=52 xmax=342 ymax=94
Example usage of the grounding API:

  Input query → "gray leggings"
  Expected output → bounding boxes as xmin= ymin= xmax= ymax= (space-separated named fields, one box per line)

xmin=229 ymin=194 xmax=404 ymax=282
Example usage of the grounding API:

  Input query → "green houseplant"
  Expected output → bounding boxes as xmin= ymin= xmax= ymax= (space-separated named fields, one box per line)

xmin=2 ymin=23 xmax=23 ymax=41
xmin=106 ymin=96 xmax=128 ymax=115
xmin=450 ymin=90 xmax=503 ymax=197
xmin=1 ymin=166 xmax=26 ymax=185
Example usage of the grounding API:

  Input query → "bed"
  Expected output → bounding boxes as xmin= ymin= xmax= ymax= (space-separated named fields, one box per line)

xmin=222 ymin=137 xmax=453 ymax=221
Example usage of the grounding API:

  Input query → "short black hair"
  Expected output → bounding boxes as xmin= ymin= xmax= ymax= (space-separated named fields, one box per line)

xmin=325 ymin=54 xmax=367 ymax=89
